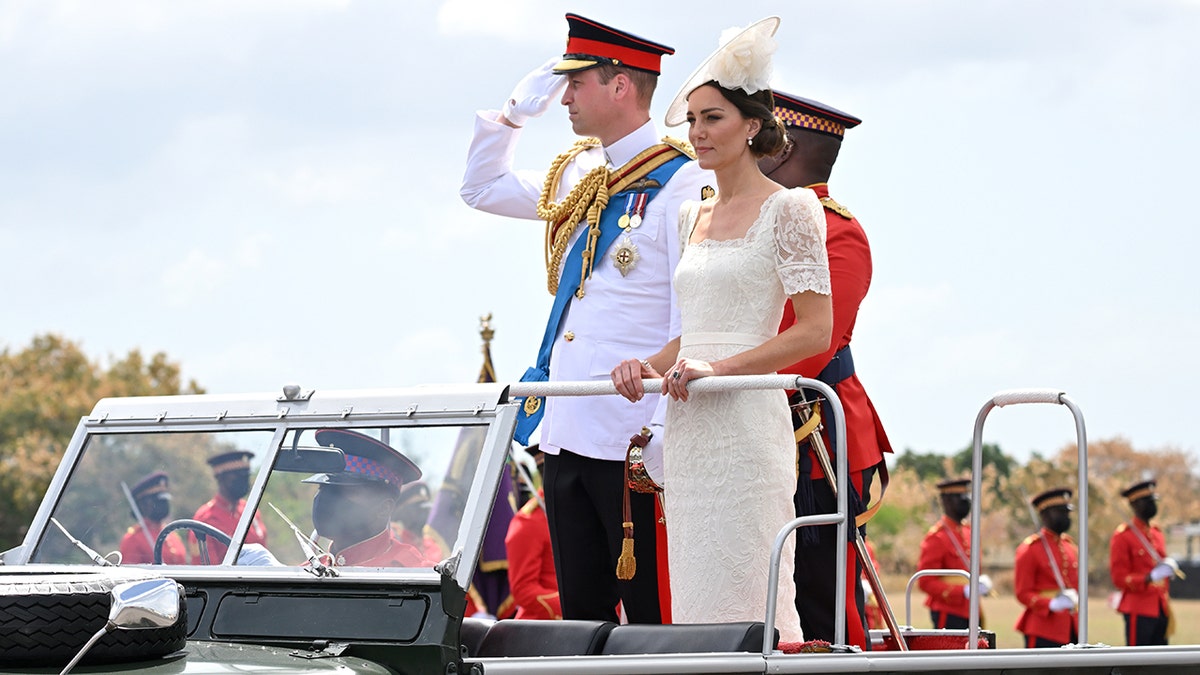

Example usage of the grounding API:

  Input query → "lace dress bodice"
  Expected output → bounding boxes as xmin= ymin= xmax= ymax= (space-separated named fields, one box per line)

xmin=676 ymin=187 xmax=829 ymax=342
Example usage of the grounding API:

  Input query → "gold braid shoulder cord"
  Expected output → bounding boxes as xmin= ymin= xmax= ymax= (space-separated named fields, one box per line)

xmin=537 ymin=138 xmax=606 ymax=296
xmin=536 ymin=136 xmax=696 ymax=297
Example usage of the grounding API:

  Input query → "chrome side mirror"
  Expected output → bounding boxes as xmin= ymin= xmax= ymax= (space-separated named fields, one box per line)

xmin=59 ymin=578 xmax=181 ymax=675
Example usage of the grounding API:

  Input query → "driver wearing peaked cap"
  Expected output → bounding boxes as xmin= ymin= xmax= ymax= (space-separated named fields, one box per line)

xmin=119 ymin=471 xmax=188 ymax=565
xmin=305 ymin=429 xmax=430 ymax=567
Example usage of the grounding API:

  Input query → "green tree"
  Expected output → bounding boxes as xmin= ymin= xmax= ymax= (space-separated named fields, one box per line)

xmin=0 ymin=334 xmax=203 ymax=548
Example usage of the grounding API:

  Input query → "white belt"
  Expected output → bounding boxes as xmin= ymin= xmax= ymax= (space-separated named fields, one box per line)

xmin=680 ymin=331 xmax=771 ymax=349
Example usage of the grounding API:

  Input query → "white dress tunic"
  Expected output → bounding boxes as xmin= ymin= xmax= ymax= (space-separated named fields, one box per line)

xmin=666 ymin=187 xmax=830 ymax=643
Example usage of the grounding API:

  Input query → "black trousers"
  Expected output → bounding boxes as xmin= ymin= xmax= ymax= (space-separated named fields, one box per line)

xmin=1124 ymin=610 xmax=1169 ymax=646
xmin=931 ymin=610 xmax=969 ymax=630
xmin=543 ymin=449 xmax=661 ymax=623
xmin=793 ymin=466 xmax=875 ymax=648
xmin=1025 ymin=632 xmax=1076 ymax=648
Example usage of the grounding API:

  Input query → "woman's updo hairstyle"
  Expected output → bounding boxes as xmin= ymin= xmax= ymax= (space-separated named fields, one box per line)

xmin=709 ymin=81 xmax=786 ymax=158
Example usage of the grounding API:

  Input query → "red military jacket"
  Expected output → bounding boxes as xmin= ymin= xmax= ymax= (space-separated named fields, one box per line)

xmin=1015 ymin=528 xmax=1079 ymax=644
xmin=1110 ymin=518 xmax=1170 ymax=618
xmin=778 ymin=183 xmax=891 ymax=478
xmin=191 ymin=493 xmax=268 ymax=564
xmin=395 ymin=525 xmax=444 ymax=565
xmin=505 ymin=493 xmax=561 ymax=620
xmin=120 ymin=520 xmax=188 ymax=565
xmin=329 ymin=529 xmax=428 ymax=568
xmin=917 ymin=515 xmax=974 ymax=616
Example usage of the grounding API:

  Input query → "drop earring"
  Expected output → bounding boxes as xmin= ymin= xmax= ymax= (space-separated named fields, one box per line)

xmin=747 ymin=137 xmax=753 ymax=146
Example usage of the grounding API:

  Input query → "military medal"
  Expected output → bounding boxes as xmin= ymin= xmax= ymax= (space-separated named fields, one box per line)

xmin=617 ymin=193 xmax=634 ymax=230
xmin=611 ymin=235 xmax=640 ymax=276
xmin=628 ymin=193 xmax=647 ymax=229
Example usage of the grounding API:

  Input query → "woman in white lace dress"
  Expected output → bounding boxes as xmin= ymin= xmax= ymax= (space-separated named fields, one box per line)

xmin=610 ymin=18 xmax=830 ymax=643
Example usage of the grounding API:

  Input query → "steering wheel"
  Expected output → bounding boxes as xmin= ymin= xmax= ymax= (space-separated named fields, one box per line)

xmin=154 ymin=519 xmax=232 ymax=565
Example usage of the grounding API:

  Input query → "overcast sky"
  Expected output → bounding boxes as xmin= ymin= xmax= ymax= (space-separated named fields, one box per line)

xmin=2 ymin=0 xmax=1197 ymax=464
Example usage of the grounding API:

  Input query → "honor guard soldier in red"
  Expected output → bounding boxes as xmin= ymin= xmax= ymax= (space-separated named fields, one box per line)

xmin=191 ymin=450 xmax=268 ymax=564
xmin=917 ymin=478 xmax=992 ymax=629
xmin=759 ymin=90 xmax=892 ymax=649
xmin=1015 ymin=487 xmax=1080 ymax=648
xmin=1110 ymin=479 xmax=1174 ymax=645
xmin=505 ymin=444 xmax=561 ymax=620
xmin=392 ymin=481 xmax=444 ymax=564
xmin=304 ymin=429 xmax=428 ymax=568
xmin=120 ymin=471 xmax=188 ymax=565
xmin=461 ymin=12 xmax=712 ymax=624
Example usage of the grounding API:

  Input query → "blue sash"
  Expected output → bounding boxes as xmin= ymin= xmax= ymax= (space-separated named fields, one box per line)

xmin=513 ymin=153 xmax=689 ymax=445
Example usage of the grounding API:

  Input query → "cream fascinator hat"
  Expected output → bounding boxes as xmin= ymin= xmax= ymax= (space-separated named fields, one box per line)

xmin=664 ymin=16 xmax=781 ymax=127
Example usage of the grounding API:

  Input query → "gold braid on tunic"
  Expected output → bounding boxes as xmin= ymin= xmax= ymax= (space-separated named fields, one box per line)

xmin=537 ymin=138 xmax=606 ymax=296
xmin=537 ymin=136 xmax=697 ymax=298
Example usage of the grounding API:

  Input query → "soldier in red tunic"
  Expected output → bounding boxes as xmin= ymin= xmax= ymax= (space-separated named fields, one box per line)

xmin=119 ymin=471 xmax=188 ymax=565
xmin=1110 ymin=479 xmax=1175 ymax=645
xmin=1014 ymin=487 xmax=1079 ymax=648
xmin=505 ymin=445 xmax=561 ymax=620
xmin=917 ymin=477 xmax=992 ymax=629
xmin=304 ymin=429 xmax=429 ymax=568
xmin=759 ymin=90 xmax=892 ymax=649
xmin=191 ymin=450 xmax=268 ymax=564
xmin=392 ymin=480 xmax=444 ymax=564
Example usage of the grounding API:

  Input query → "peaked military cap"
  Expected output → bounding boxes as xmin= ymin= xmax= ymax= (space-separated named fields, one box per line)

xmin=207 ymin=450 xmax=253 ymax=476
xmin=131 ymin=470 xmax=171 ymax=501
xmin=772 ymin=89 xmax=862 ymax=139
xmin=1121 ymin=479 xmax=1157 ymax=503
xmin=936 ymin=478 xmax=972 ymax=495
xmin=304 ymin=429 xmax=422 ymax=489
xmin=1031 ymin=487 xmax=1073 ymax=512
xmin=554 ymin=13 xmax=675 ymax=75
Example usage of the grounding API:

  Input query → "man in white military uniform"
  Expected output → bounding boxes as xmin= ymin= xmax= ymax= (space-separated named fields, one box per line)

xmin=460 ymin=13 xmax=712 ymax=623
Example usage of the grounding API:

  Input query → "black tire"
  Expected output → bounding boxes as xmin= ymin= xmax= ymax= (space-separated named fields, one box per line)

xmin=0 ymin=570 xmax=187 ymax=667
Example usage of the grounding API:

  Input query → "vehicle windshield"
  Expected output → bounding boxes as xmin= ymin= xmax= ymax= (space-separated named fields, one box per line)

xmin=30 ymin=422 xmax=495 ymax=571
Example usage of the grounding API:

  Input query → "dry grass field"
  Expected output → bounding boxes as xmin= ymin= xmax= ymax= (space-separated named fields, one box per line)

xmin=877 ymin=573 xmax=1200 ymax=649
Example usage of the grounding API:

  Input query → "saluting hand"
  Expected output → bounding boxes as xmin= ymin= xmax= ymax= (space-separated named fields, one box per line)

xmin=502 ymin=57 xmax=567 ymax=127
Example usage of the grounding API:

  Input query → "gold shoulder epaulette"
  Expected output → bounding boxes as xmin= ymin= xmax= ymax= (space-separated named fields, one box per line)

xmin=820 ymin=196 xmax=854 ymax=220
xmin=926 ymin=523 xmax=942 ymax=535
xmin=520 ymin=498 xmax=540 ymax=516
xmin=1115 ymin=523 xmax=1128 ymax=533
xmin=1023 ymin=533 xmax=1040 ymax=545
xmin=662 ymin=136 xmax=697 ymax=160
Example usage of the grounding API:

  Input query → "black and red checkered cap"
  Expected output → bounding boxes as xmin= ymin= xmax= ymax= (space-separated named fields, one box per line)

xmin=304 ymin=429 xmax=422 ymax=488
xmin=772 ymin=89 xmax=861 ymax=139
xmin=553 ymin=13 xmax=674 ymax=75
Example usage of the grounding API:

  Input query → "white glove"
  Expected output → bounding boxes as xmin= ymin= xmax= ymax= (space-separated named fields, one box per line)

xmin=236 ymin=543 xmax=282 ymax=567
xmin=861 ymin=578 xmax=874 ymax=599
xmin=501 ymin=57 xmax=567 ymax=127
xmin=1150 ymin=561 xmax=1175 ymax=581
xmin=1048 ymin=591 xmax=1077 ymax=612
xmin=978 ymin=573 xmax=994 ymax=596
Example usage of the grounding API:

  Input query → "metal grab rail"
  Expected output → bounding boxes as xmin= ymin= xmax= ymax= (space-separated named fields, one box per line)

xmin=508 ymin=373 xmax=810 ymax=398
xmin=509 ymin=375 xmax=852 ymax=655
xmin=905 ymin=569 xmax=970 ymax=627
xmin=968 ymin=388 xmax=1089 ymax=650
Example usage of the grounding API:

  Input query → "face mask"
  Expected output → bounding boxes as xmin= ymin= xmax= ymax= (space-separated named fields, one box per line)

xmin=949 ymin=497 xmax=971 ymax=522
xmin=143 ymin=496 xmax=171 ymax=522
xmin=1045 ymin=508 xmax=1072 ymax=535
xmin=1135 ymin=498 xmax=1158 ymax=522
xmin=221 ymin=470 xmax=251 ymax=501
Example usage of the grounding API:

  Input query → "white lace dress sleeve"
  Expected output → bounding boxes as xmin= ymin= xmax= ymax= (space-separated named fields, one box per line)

xmin=772 ymin=187 xmax=831 ymax=296
xmin=677 ymin=199 xmax=703 ymax=255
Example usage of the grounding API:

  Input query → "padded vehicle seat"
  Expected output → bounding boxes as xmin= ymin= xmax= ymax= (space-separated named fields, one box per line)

xmin=459 ymin=617 xmax=494 ymax=657
xmin=475 ymin=619 xmax=616 ymax=657
xmin=599 ymin=621 xmax=775 ymax=655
